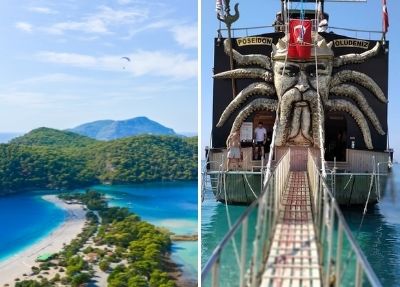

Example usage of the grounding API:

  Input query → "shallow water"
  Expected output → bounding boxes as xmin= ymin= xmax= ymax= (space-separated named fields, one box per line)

xmin=201 ymin=164 xmax=400 ymax=286
xmin=0 ymin=182 xmax=198 ymax=281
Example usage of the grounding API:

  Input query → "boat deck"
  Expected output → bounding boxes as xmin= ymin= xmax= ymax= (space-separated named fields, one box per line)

xmin=260 ymin=172 xmax=321 ymax=287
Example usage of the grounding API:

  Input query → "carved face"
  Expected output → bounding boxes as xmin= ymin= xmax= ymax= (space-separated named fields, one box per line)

xmin=273 ymin=59 xmax=333 ymax=101
xmin=272 ymin=59 xmax=333 ymax=146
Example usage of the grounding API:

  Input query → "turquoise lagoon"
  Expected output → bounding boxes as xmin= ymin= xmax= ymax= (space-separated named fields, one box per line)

xmin=92 ymin=182 xmax=198 ymax=278
xmin=0 ymin=182 xmax=198 ymax=280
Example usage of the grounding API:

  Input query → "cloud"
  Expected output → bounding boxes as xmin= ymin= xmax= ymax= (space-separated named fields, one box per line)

xmin=16 ymin=22 xmax=33 ymax=33
xmin=118 ymin=0 xmax=132 ymax=4
xmin=123 ymin=20 xmax=174 ymax=39
xmin=28 ymin=6 xmax=58 ymax=14
xmin=47 ymin=19 xmax=109 ymax=35
xmin=45 ymin=5 xmax=148 ymax=35
xmin=170 ymin=24 xmax=198 ymax=49
xmin=35 ymin=50 xmax=197 ymax=79
xmin=36 ymin=52 xmax=97 ymax=67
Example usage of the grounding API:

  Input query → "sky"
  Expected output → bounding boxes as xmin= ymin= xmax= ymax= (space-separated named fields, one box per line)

xmin=201 ymin=0 xmax=400 ymax=161
xmin=0 ymin=0 xmax=197 ymax=134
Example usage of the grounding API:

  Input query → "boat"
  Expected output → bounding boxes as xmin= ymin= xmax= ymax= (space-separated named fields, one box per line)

xmin=203 ymin=0 xmax=393 ymax=206
xmin=202 ymin=2 xmax=394 ymax=286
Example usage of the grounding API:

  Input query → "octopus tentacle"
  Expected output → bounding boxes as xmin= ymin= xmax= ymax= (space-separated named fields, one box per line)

xmin=214 ymin=68 xmax=273 ymax=82
xmin=326 ymin=99 xmax=373 ymax=149
xmin=333 ymin=42 xmax=380 ymax=67
xmin=224 ymin=39 xmax=271 ymax=70
xmin=330 ymin=84 xmax=385 ymax=135
xmin=330 ymin=70 xmax=387 ymax=103
xmin=229 ymin=98 xmax=277 ymax=135
xmin=217 ymin=82 xmax=276 ymax=127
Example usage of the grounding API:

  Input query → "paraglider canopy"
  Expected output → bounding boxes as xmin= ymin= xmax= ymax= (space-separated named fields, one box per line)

xmin=121 ymin=57 xmax=131 ymax=69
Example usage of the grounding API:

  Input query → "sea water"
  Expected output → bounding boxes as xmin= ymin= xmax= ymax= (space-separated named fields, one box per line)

xmin=0 ymin=191 xmax=65 ymax=261
xmin=201 ymin=164 xmax=400 ymax=286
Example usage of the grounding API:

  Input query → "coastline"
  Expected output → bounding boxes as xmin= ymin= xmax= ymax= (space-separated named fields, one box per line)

xmin=0 ymin=195 xmax=86 ymax=286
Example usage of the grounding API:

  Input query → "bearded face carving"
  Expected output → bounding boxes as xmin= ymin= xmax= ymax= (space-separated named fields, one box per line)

xmin=214 ymin=34 xmax=386 ymax=150
xmin=272 ymin=59 xmax=332 ymax=146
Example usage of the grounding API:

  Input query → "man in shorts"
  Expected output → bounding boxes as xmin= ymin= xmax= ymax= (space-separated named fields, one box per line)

xmin=254 ymin=122 xmax=267 ymax=160
xmin=227 ymin=131 xmax=241 ymax=170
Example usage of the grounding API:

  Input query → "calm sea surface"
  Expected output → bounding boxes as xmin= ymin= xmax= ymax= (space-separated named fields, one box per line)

xmin=0 ymin=191 xmax=65 ymax=261
xmin=0 ymin=182 xmax=198 ymax=280
xmin=201 ymin=164 xmax=400 ymax=286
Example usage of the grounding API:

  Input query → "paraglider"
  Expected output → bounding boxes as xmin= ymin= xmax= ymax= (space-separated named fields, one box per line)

xmin=121 ymin=57 xmax=131 ymax=69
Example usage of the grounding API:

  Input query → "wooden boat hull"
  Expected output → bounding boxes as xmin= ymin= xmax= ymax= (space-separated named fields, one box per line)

xmin=210 ymin=172 xmax=388 ymax=205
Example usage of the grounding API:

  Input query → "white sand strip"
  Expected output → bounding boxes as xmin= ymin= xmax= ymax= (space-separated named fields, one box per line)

xmin=0 ymin=195 xmax=86 ymax=286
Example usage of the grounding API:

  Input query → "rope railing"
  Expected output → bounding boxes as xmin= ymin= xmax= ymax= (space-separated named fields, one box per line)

xmin=307 ymin=149 xmax=382 ymax=287
xmin=201 ymin=149 xmax=291 ymax=287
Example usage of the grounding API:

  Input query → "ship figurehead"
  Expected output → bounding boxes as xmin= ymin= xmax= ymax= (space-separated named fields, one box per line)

xmin=215 ymin=30 xmax=387 ymax=149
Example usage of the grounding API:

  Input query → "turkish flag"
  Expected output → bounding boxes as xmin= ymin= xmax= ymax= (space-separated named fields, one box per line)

xmin=288 ymin=19 xmax=312 ymax=60
xmin=383 ymin=0 xmax=389 ymax=33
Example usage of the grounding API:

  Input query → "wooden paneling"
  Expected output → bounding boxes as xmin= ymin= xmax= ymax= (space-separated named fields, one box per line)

xmin=326 ymin=149 xmax=390 ymax=173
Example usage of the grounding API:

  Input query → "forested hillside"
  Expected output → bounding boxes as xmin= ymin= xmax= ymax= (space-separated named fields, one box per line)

xmin=0 ymin=128 xmax=197 ymax=194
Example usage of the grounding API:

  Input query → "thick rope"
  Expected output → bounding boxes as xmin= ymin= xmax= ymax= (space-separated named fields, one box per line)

xmin=223 ymin=172 xmax=241 ymax=268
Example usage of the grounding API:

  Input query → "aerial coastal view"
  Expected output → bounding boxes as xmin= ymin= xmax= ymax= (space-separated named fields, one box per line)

xmin=0 ymin=0 xmax=197 ymax=286
xmin=202 ymin=0 xmax=399 ymax=286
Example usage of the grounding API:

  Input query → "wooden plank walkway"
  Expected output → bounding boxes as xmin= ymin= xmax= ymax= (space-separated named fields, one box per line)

xmin=260 ymin=172 xmax=321 ymax=287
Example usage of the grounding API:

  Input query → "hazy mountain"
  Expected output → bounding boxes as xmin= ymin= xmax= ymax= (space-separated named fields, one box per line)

xmin=69 ymin=117 xmax=176 ymax=140
xmin=0 ymin=133 xmax=22 ymax=143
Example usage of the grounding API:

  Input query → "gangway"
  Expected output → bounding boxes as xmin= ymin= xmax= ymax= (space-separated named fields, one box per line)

xmin=202 ymin=148 xmax=382 ymax=287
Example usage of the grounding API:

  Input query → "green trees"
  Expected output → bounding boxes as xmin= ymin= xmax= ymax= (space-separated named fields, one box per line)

xmin=0 ymin=130 xmax=197 ymax=194
xmin=99 ymin=259 xmax=110 ymax=272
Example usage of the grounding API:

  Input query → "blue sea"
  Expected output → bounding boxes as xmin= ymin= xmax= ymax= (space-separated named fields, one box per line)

xmin=0 ymin=182 xmax=198 ymax=280
xmin=0 ymin=191 xmax=65 ymax=261
xmin=201 ymin=164 xmax=400 ymax=286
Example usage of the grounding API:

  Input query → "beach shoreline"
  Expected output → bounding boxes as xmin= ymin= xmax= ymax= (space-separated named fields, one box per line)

xmin=0 ymin=195 xmax=86 ymax=286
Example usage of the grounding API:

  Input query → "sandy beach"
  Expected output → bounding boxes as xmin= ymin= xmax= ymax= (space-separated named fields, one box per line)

xmin=0 ymin=195 xmax=86 ymax=286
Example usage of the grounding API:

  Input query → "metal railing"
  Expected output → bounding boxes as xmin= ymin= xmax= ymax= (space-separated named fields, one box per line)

xmin=201 ymin=149 xmax=291 ymax=287
xmin=307 ymin=149 xmax=382 ymax=287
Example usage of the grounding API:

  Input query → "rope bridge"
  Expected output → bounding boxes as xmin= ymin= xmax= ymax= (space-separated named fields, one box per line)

xmin=202 ymin=148 xmax=382 ymax=287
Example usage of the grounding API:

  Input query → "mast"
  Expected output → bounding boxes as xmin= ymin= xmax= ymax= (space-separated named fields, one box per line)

xmin=218 ymin=0 xmax=239 ymax=99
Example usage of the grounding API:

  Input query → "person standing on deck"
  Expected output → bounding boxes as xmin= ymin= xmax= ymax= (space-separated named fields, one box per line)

xmin=254 ymin=122 xmax=267 ymax=160
xmin=227 ymin=131 xmax=241 ymax=170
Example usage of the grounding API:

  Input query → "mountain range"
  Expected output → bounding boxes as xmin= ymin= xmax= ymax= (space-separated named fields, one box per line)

xmin=68 ymin=116 xmax=177 ymax=140
xmin=1 ymin=117 xmax=195 ymax=142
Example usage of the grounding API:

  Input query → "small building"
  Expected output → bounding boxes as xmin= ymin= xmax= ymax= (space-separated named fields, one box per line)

xmin=36 ymin=253 xmax=54 ymax=262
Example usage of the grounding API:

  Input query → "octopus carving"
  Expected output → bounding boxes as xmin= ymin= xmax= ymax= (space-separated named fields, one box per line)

xmin=215 ymin=34 xmax=387 ymax=149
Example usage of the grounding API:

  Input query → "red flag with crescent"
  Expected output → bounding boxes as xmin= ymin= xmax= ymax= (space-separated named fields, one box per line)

xmin=383 ymin=0 xmax=389 ymax=33
xmin=288 ymin=19 xmax=312 ymax=60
